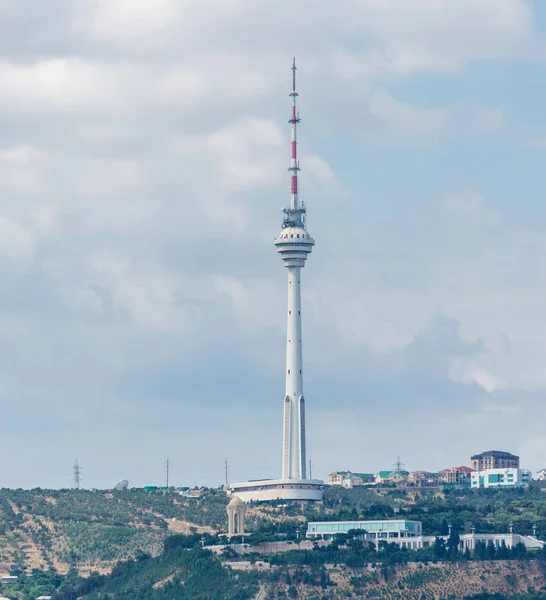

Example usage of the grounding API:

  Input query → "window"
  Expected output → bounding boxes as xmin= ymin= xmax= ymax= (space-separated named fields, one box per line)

xmin=297 ymin=234 xmax=300 ymax=238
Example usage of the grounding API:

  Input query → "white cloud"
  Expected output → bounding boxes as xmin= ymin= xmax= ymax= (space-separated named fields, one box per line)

xmin=452 ymin=365 xmax=506 ymax=393
xmin=87 ymin=252 xmax=187 ymax=331
xmin=86 ymin=0 xmax=186 ymax=41
xmin=171 ymin=116 xmax=284 ymax=191
xmin=0 ymin=217 xmax=34 ymax=260
xmin=0 ymin=59 xmax=129 ymax=113
xmin=213 ymin=276 xmax=249 ymax=311
xmin=354 ymin=0 xmax=539 ymax=74
xmin=0 ymin=145 xmax=50 ymax=196
xmin=368 ymin=89 xmax=451 ymax=143
xmin=305 ymin=156 xmax=336 ymax=186
xmin=443 ymin=190 xmax=500 ymax=228
xmin=518 ymin=436 xmax=546 ymax=473
xmin=75 ymin=158 xmax=148 ymax=198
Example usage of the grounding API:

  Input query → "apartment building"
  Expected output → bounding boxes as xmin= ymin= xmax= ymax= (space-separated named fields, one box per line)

xmin=438 ymin=466 xmax=474 ymax=485
xmin=470 ymin=450 xmax=519 ymax=471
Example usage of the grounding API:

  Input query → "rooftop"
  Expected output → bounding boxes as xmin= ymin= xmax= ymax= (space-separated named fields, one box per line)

xmin=471 ymin=450 xmax=519 ymax=460
xmin=440 ymin=466 xmax=475 ymax=473
xmin=378 ymin=470 xmax=409 ymax=478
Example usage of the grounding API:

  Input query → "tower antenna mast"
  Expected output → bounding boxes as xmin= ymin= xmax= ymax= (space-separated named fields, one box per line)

xmin=289 ymin=57 xmax=301 ymax=213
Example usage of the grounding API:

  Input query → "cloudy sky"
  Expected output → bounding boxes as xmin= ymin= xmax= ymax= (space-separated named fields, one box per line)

xmin=2 ymin=0 xmax=546 ymax=489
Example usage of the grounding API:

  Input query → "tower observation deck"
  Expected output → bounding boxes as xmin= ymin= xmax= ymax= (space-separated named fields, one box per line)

xmin=228 ymin=60 xmax=324 ymax=502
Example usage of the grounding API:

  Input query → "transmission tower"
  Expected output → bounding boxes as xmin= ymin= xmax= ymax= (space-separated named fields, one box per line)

xmin=165 ymin=459 xmax=170 ymax=489
xmin=393 ymin=455 xmax=406 ymax=473
xmin=73 ymin=459 xmax=82 ymax=489
xmin=224 ymin=459 xmax=229 ymax=487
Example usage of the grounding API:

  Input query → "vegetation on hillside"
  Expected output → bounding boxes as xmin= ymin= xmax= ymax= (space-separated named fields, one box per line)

xmin=314 ymin=486 xmax=546 ymax=537
xmin=0 ymin=484 xmax=545 ymax=595
xmin=52 ymin=535 xmax=258 ymax=600
xmin=0 ymin=488 xmax=229 ymax=573
xmin=0 ymin=569 xmax=65 ymax=600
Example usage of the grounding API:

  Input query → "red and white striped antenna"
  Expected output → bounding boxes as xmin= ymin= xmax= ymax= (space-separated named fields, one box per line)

xmin=289 ymin=57 xmax=301 ymax=211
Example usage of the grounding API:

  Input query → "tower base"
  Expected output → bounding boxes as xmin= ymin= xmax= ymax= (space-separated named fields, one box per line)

xmin=228 ymin=478 xmax=324 ymax=503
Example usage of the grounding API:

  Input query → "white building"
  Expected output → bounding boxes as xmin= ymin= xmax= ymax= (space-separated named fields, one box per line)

xmin=228 ymin=61 xmax=323 ymax=503
xmin=328 ymin=471 xmax=375 ymax=488
xmin=536 ymin=469 xmax=546 ymax=481
xmin=228 ymin=479 xmax=324 ymax=503
xmin=307 ymin=520 xmax=422 ymax=540
xmin=306 ymin=520 xmax=545 ymax=553
xmin=471 ymin=468 xmax=532 ymax=489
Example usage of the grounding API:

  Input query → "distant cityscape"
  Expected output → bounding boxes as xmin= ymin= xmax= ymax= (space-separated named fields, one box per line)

xmin=328 ymin=450 xmax=546 ymax=491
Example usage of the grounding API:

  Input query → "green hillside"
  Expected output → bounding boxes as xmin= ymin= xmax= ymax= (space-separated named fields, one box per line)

xmin=59 ymin=537 xmax=258 ymax=600
xmin=0 ymin=485 xmax=545 ymax=577
xmin=0 ymin=488 xmax=229 ymax=573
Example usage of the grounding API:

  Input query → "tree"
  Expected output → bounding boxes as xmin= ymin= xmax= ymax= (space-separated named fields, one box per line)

xmin=446 ymin=530 xmax=460 ymax=560
xmin=474 ymin=541 xmax=486 ymax=560
xmin=497 ymin=540 xmax=510 ymax=560
xmin=287 ymin=585 xmax=298 ymax=598
xmin=433 ymin=537 xmax=446 ymax=560
xmin=512 ymin=542 xmax=527 ymax=559
xmin=485 ymin=542 xmax=496 ymax=560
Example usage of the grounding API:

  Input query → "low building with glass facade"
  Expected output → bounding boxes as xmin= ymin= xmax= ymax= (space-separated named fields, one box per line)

xmin=471 ymin=468 xmax=532 ymax=488
xmin=307 ymin=519 xmax=422 ymax=540
xmin=306 ymin=521 xmax=545 ymax=554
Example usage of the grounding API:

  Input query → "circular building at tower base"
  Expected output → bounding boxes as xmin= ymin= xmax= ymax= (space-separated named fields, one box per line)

xmin=228 ymin=478 xmax=324 ymax=503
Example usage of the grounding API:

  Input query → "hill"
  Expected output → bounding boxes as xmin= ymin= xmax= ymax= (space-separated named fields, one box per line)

xmin=58 ymin=538 xmax=259 ymax=600
xmin=257 ymin=559 xmax=546 ymax=599
xmin=0 ymin=488 xmax=228 ymax=574
xmin=0 ymin=485 xmax=545 ymax=575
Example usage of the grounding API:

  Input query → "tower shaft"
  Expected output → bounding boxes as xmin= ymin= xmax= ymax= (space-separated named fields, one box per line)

xmin=282 ymin=266 xmax=306 ymax=479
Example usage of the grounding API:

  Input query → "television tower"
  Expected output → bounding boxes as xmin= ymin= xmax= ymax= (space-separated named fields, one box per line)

xmin=274 ymin=58 xmax=314 ymax=480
